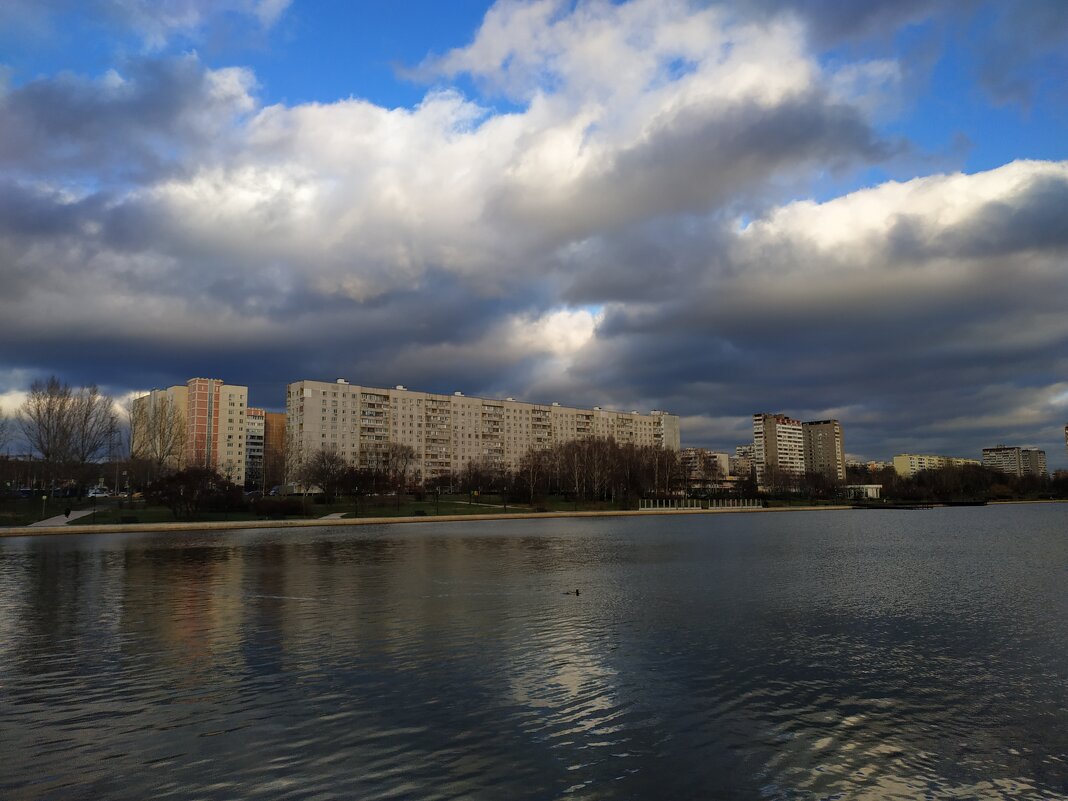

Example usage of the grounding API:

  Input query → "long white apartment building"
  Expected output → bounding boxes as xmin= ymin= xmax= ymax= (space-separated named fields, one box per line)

xmin=981 ymin=445 xmax=1047 ymax=478
xmin=892 ymin=453 xmax=980 ymax=478
xmin=286 ymin=379 xmax=681 ymax=481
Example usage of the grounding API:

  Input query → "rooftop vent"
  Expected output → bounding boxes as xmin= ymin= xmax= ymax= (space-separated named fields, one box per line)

xmin=506 ymin=397 xmax=515 ymax=401
xmin=454 ymin=391 xmax=464 ymax=396
xmin=593 ymin=406 xmax=602 ymax=410
xmin=395 ymin=385 xmax=406 ymax=391
xmin=552 ymin=402 xmax=560 ymax=407
xmin=335 ymin=378 xmax=348 ymax=385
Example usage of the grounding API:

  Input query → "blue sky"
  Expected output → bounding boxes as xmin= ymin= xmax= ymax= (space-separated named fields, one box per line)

xmin=0 ymin=0 xmax=1066 ymax=467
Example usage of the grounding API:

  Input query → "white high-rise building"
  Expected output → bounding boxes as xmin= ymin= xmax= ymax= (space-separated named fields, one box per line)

xmin=286 ymin=379 xmax=681 ymax=481
xmin=753 ymin=413 xmax=805 ymax=485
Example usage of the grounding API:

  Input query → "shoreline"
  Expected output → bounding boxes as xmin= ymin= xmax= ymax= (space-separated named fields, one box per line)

xmin=2 ymin=499 xmax=1062 ymax=538
xmin=1 ymin=504 xmax=854 ymax=538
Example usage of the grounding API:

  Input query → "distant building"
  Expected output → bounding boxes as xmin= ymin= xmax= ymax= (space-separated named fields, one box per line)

xmin=803 ymin=419 xmax=846 ymax=481
xmin=287 ymin=379 xmax=680 ymax=481
xmin=729 ymin=454 xmax=754 ymax=479
xmin=731 ymin=444 xmax=755 ymax=479
xmin=131 ymin=378 xmax=248 ymax=484
xmin=263 ymin=412 xmax=287 ymax=487
xmin=186 ymin=378 xmax=248 ymax=484
xmin=982 ymin=446 xmax=1047 ymax=478
xmin=845 ymin=484 xmax=882 ymax=500
xmin=245 ymin=408 xmax=266 ymax=488
xmin=892 ymin=453 xmax=980 ymax=478
xmin=753 ymin=413 xmax=805 ymax=485
xmin=680 ymin=447 xmax=730 ymax=490
xmin=130 ymin=385 xmax=188 ymax=471
xmin=753 ymin=414 xmax=846 ymax=487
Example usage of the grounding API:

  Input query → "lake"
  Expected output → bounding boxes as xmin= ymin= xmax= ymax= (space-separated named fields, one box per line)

xmin=2 ymin=505 xmax=1066 ymax=799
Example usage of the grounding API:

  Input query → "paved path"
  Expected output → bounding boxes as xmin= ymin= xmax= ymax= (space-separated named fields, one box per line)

xmin=30 ymin=510 xmax=96 ymax=527
xmin=6 ymin=505 xmax=870 ymax=538
xmin=318 ymin=512 xmax=347 ymax=519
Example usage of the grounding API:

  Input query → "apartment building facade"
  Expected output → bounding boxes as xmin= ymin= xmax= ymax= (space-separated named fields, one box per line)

xmin=752 ymin=413 xmax=805 ymax=485
xmin=130 ymin=385 xmax=188 ymax=470
xmin=246 ymin=408 xmax=266 ymax=489
xmin=892 ymin=453 xmax=981 ymax=478
xmin=680 ymin=447 xmax=730 ymax=489
xmin=803 ymin=419 xmax=846 ymax=481
xmin=185 ymin=379 xmax=248 ymax=484
xmin=981 ymin=446 xmax=1047 ymax=478
xmin=286 ymin=379 xmax=681 ymax=481
xmin=263 ymin=412 xmax=287 ymax=488
xmin=131 ymin=378 xmax=248 ymax=484
xmin=752 ymin=414 xmax=847 ymax=487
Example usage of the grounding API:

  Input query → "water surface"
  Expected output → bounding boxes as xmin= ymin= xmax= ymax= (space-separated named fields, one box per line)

xmin=2 ymin=505 xmax=1067 ymax=799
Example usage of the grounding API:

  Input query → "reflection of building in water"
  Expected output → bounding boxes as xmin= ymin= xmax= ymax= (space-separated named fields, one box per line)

xmin=120 ymin=544 xmax=246 ymax=672
xmin=131 ymin=378 xmax=249 ymax=484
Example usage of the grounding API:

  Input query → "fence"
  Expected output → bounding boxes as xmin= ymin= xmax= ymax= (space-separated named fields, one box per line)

xmin=638 ymin=498 xmax=762 ymax=511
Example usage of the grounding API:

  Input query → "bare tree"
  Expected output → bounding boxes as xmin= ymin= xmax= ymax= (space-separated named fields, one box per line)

xmin=517 ymin=447 xmax=549 ymax=505
xmin=18 ymin=377 xmax=75 ymax=463
xmin=129 ymin=392 xmax=187 ymax=472
xmin=263 ymin=438 xmax=287 ymax=492
xmin=0 ymin=407 xmax=9 ymax=454
xmin=385 ymin=443 xmax=416 ymax=508
xmin=68 ymin=384 xmax=116 ymax=464
xmin=17 ymin=376 xmax=117 ymax=482
xmin=298 ymin=447 xmax=350 ymax=501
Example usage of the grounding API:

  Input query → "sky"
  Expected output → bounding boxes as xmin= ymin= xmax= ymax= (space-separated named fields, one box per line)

xmin=0 ymin=0 xmax=1066 ymax=467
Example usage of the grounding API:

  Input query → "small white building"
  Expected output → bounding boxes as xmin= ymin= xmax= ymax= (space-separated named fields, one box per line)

xmin=846 ymin=484 xmax=882 ymax=500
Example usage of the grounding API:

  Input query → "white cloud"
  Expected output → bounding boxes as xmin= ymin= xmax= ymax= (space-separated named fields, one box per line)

xmin=505 ymin=307 xmax=603 ymax=358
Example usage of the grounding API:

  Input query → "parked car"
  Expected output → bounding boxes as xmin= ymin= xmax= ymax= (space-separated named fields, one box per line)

xmin=87 ymin=487 xmax=110 ymax=498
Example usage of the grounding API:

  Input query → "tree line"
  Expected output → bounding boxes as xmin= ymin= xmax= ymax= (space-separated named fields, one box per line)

xmin=295 ymin=437 xmax=684 ymax=506
xmin=1 ymin=377 xmax=119 ymax=491
xmin=847 ymin=463 xmax=1068 ymax=503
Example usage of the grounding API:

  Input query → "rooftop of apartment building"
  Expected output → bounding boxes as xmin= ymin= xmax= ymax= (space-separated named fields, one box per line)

xmin=294 ymin=378 xmax=674 ymax=418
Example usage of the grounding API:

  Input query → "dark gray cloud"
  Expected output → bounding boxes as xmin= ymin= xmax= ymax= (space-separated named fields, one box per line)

xmin=741 ymin=0 xmax=954 ymax=45
xmin=543 ymin=161 xmax=1068 ymax=462
xmin=0 ymin=55 xmax=253 ymax=181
